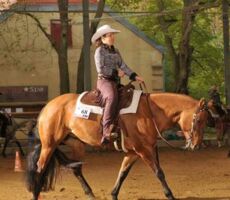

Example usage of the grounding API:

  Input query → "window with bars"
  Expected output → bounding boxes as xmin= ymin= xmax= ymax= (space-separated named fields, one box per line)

xmin=152 ymin=65 xmax=163 ymax=91
xmin=50 ymin=19 xmax=73 ymax=48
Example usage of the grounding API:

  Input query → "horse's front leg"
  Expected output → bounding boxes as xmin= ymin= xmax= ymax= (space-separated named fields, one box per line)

xmin=111 ymin=153 xmax=138 ymax=200
xmin=182 ymin=131 xmax=192 ymax=149
xmin=137 ymin=145 xmax=175 ymax=200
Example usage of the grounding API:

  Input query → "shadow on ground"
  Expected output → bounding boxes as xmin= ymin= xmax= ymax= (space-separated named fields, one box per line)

xmin=138 ymin=197 xmax=230 ymax=200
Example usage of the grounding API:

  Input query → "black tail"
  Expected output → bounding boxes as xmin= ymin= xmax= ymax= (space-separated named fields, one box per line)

xmin=26 ymin=143 xmax=82 ymax=195
xmin=26 ymin=143 xmax=59 ymax=194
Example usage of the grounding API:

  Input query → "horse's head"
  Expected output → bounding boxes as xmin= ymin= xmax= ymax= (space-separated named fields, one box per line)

xmin=188 ymin=98 xmax=210 ymax=150
xmin=188 ymin=98 xmax=223 ymax=150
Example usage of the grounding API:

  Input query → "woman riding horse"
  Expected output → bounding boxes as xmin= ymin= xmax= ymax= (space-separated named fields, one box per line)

xmin=26 ymin=85 xmax=218 ymax=200
xmin=92 ymin=24 xmax=143 ymax=145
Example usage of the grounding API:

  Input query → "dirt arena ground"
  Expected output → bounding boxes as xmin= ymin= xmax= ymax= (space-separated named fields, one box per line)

xmin=0 ymin=147 xmax=230 ymax=200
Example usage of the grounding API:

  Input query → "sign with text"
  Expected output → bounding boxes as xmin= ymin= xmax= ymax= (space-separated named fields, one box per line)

xmin=0 ymin=86 xmax=48 ymax=102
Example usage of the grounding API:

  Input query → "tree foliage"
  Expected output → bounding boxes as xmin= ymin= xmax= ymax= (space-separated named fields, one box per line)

xmin=107 ymin=0 xmax=224 ymax=99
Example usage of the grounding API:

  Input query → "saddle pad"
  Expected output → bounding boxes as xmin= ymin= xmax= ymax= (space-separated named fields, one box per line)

xmin=74 ymin=90 xmax=142 ymax=118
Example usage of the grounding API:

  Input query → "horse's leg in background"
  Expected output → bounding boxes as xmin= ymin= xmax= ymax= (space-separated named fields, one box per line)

xmin=1 ymin=123 xmax=9 ymax=157
xmin=223 ymin=122 xmax=230 ymax=146
xmin=215 ymin=119 xmax=224 ymax=147
xmin=14 ymin=138 xmax=25 ymax=156
xmin=2 ymin=137 xmax=9 ymax=157
xmin=2 ymin=135 xmax=25 ymax=157
xmin=64 ymin=137 xmax=96 ymax=200
xmin=137 ymin=145 xmax=175 ymax=200
xmin=111 ymin=153 xmax=138 ymax=200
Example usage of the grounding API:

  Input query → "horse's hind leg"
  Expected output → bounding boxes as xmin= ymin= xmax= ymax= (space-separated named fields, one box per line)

xmin=37 ymin=139 xmax=61 ymax=173
xmin=32 ymin=130 xmax=66 ymax=200
xmin=64 ymin=137 xmax=96 ymax=200
xmin=111 ymin=153 xmax=138 ymax=200
xmin=36 ymin=124 xmax=67 ymax=173
xmin=72 ymin=165 xmax=95 ymax=200
xmin=138 ymin=146 xmax=175 ymax=200
xmin=29 ymin=132 xmax=66 ymax=199
xmin=27 ymin=144 xmax=42 ymax=200
xmin=154 ymin=147 xmax=175 ymax=200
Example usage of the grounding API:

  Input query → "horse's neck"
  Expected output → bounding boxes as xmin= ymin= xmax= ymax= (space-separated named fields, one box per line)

xmin=149 ymin=100 xmax=176 ymax=131
xmin=150 ymin=94 xmax=197 ymax=130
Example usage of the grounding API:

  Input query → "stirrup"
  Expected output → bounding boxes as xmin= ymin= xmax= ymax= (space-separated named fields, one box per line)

xmin=110 ymin=132 xmax=119 ymax=140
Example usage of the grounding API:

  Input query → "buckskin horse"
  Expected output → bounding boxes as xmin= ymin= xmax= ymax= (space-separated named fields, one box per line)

xmin=26 ymin=84 xmax=217 ymax=200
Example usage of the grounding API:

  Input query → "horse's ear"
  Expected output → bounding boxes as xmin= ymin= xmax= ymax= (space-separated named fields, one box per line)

xmin=198 ymin=97 xmax=206 ymax=107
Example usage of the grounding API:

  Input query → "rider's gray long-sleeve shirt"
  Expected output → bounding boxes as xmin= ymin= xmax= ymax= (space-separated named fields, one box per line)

xmin=94 ymin=44 xmax=136 ymax=80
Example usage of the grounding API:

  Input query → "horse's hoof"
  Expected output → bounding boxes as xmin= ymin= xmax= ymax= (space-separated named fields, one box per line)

xmin=166 ymin=192 xmax=176 ymax=200
xmin=87 ymin=193 xmax=96 ymax=200
xmin=217 ymin=141 xmax=222 ymax=148
xmin=112 ymin=195 xmax=118 ymax=200
xmin=168 ymin=195 xmax=176 ymax=200
xmin=167 ymin=196 xmax=176 ymax=200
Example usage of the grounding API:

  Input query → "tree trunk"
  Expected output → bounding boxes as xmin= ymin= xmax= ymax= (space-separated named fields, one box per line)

xmin=58 ymin=0 xmax=70 ymax=94
xmin=222 ymin=0 xmax=230 ymax=105
xmin=156 ymin=0 xmax=180 ymax=90
xmin=176 ymin=0 xmax=197 ymax=94
xmin=76 ymin=0 xmax=105 ymax=93
xmin=157 ymin=0 xmax=219 ymax=94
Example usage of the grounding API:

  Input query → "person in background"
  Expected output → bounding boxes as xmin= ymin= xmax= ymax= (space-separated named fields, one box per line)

xmin=208 ymin=84 xmax=228 ymax=115
xmin=208 ymin=85 xmax=222 ymax=107
xmin=91 ymin=24 xmax=144 ymax=145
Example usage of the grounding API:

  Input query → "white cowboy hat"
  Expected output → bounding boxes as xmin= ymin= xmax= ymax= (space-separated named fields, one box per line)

xmin=91 ymin=25 xmax=120 ymax=43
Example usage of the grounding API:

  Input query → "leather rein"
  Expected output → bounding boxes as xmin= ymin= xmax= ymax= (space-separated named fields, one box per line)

xmin=139 ymin=82 xmax=208 ymax=150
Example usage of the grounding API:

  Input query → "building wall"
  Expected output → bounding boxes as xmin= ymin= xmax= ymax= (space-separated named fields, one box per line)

xmin=0 ymin=11 xmax=163 ymax=102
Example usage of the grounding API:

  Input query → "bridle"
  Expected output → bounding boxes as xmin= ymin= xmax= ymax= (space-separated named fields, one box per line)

xmin=186 ymin=100 xmax=209 ymax=146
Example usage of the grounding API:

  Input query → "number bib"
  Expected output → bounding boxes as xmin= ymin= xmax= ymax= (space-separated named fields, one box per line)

xmin=75 ymin=107 xmax=91 ymax=119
